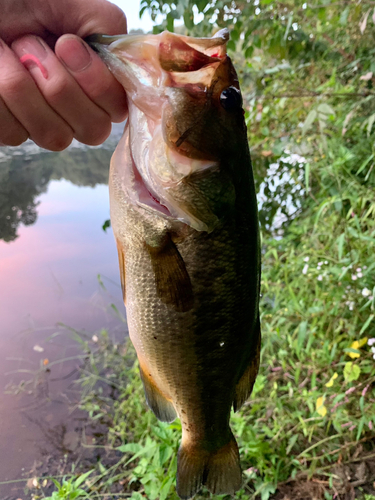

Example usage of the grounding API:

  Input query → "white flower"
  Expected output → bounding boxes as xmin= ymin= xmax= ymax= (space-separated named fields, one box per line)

xmin=303 ymin=256 xmax=310 ymax=262
xmin=352 ymin=274 xmax=357 ymax=281
xmin=324 ymin=261 xmax=328 ymax=265
xmin=318 ymin=261 xmax=323 ymax=266
xmin=92 ymin=335 xmax=99 ymax=343
xmin=356 ymin=268 xmax=362 ymax=273
xmin=317 ymin=275 xmax=323 ymax=281
xmin=302 ymin=264 xmax=309 ymax=275
xmin=362 ymin=288 xmax=371 ymax=297
xmin=357 ymin=272 xmax=363 ymax=278
xmin=345 ymin=300 xmax=354 ymax=310
xmin=368 ymin=338 xmax=375 ymax=346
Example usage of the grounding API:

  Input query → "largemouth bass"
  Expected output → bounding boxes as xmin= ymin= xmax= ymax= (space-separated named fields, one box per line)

xmin=87 ymin=29 xmax=261 ymax=499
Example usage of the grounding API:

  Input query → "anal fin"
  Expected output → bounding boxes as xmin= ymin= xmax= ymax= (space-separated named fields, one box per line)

xmin=233 ymin=315 xmax=261 ymax=412
xmin=139 ymin=364 xmax=177 ymax=423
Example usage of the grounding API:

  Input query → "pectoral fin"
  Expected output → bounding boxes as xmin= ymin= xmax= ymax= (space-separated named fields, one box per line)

xmin=145 ymin=234 xmax=193 ymax=312
xmin=139 ymin=363 xmax=177 ymax=423
xmin=116 ymin=239 xmax=126 ymax=304
xmin=233 ymin=316 xmax=261 ymax=412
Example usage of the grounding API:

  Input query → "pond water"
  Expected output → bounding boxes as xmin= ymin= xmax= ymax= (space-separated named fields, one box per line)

xmin=0 ymin=125 xmax=127 ymax=498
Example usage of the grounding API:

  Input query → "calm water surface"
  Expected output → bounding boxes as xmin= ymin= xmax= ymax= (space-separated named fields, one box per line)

xmin=0 ymin=126 xmax=127 ymax=498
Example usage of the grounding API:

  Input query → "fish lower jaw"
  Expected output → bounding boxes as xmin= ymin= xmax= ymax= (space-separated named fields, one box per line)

xmin=130 ymin=147 xmax=173 ymax=219
xmin=130 ymin=152 xmax=210 ymax=231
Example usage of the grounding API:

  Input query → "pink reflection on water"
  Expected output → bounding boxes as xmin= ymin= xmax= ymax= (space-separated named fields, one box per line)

xmin=0 ymin=179 xmax=125 ymax=493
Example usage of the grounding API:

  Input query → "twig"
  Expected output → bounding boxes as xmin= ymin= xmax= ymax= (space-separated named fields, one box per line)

xmin=262 ymin=91 xmax=375 ymax=99
xmin=303 ymin=437 xmax=370 ymax=462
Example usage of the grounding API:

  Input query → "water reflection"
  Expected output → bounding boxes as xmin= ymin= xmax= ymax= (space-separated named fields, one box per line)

xmin=0 ymin=128 xmax=126 ymax=496
xmin=0 ymin=144 xmax=114 ymax=242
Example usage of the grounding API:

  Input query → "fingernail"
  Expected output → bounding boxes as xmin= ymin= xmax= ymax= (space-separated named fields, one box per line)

xmin=15 ymin=36 xmax=47 ymax=61
xmin=59 ymin=39 xmax=92 ymax=72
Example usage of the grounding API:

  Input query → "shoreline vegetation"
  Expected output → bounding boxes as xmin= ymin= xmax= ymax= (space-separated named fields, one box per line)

xmin=5 ymin=1 xmax=375 ymax=498
xmin=11 ymin=217 xmax=375 ymax=498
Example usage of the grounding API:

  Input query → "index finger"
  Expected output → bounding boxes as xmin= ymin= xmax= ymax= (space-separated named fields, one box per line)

xmin=55 ymin=35 xmax=127 ymax=123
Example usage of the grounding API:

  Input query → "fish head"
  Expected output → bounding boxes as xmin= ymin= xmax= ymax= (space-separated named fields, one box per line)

xmin=88 ymin=30 xmax=248 ymax=232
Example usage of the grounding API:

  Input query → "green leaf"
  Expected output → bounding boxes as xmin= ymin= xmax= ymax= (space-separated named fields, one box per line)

xmin=117 ymin=442 xmax=142 ymax=454
xmin=317 ymin=103 xmax=335 ymax=118
xmin=356 ymin=417 xmax=366 ymax=440
xmin=231 ymin=29 xmax=240 ymax=42
xmin=245 ymin=46 xmax=254 ymax=59
xmin=284 ymin=14 xmax=293 ymax=41
xmin=183 ymin=9 xmax=194 ymax=29
xmin=286 ymin=434 xmax=299 ymax=454
xmin=367 ymin=114 xmax=375 ymax=137
xmin=339 ymin=6 xmax=350 ymax=25
xmin=356 ymin=153 xmax=374 ymax=175
xmin=166 ymin=13 xmax=174 ymax=32
xmin=343 ymin=362 xmax=361 ymax=382
xmin=74 ymin=470 xmax=93 ymax=488
xmin=102 ymin=219 xmax=111 ymax=232
xmin=131 ymin=493 xmax=144 ymax=500
xmin=337 ymin=233 xmax=345 ymax=260
xmin=227 ymin=39 xmax=236 ymax=52
xmin=359 ymin=314 xmax=374 ymax=335
xmin=139 ymin=5 xmax=147 ymax=18
xmin=304 ymin=162 xmax=310 ymax=192
xmin=302 ymin=110 xmax=317 ymax=135
xmin=159 ymin=476 xmax=175 ymax=500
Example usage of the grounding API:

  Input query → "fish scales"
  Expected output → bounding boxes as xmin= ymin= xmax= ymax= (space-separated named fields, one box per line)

xmin=88 ymin=28 xmax=261 ymax=499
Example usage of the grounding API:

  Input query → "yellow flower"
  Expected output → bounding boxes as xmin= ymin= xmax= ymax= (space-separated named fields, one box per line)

xmin=358 ymin=337 xmax=368 ymax=347
xmin=325 ymin=372 xmax=338 ymax=388
xmin=316 ymin=396 xmax=327 ymax=417
xmin=348 ymin=337 xmax=368 ymax=359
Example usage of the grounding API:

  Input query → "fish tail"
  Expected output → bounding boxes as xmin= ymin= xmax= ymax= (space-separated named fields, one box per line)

xmin=176 ymin=431 xmax=242 ymax=499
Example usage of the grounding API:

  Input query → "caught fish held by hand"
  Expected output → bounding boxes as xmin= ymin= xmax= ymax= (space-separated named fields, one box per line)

xmin=87 ymin=29 xmax=261 ymax=499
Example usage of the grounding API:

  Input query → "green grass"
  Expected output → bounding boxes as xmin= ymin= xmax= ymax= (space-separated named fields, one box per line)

xmin=28 ymin=223 xmax=375 ymax=499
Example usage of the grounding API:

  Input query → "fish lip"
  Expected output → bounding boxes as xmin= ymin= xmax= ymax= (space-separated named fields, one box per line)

xmin=85 ymin=29 xmax=230 ymax=59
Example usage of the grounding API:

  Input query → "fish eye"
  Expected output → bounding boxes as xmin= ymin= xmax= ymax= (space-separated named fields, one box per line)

xmin=220 ymin=86 xmax=242 ymax=111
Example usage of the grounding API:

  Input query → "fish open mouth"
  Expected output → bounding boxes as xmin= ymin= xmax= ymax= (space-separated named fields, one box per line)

xmin=87 ymin=29 xmax=228 ymax=66
xmin=86 ymin=29 xmax=229 ymax=110
xmin=129 ymin=142 xmax=172 ymax=218
xmin=88 ymin=30 xmax=229 ymax=231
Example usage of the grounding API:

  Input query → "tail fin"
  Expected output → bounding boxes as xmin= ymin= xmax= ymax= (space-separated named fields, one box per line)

xmin=176 ymin=432 xmax=242 ymax=499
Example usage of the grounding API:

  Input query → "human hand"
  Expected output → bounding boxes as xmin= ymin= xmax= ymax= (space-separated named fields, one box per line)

xmin=0 ymin=0 xmax=128 ymax=150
